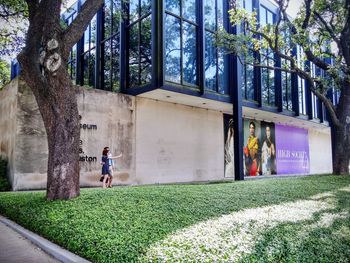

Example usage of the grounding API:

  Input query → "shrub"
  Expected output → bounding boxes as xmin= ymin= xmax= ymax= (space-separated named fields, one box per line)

xmin=0 ymin=157 xmax=10 ymax=191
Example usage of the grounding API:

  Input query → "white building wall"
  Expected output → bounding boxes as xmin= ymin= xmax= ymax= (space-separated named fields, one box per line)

xmin=135 ymin=97 xmax=225 ymax=184
xmin=308 ymin=128 xmax=333 ymax=174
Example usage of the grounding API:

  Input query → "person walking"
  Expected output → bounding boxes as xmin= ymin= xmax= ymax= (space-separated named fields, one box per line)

xmin=103 ymin=147 xmax=122 ymax=188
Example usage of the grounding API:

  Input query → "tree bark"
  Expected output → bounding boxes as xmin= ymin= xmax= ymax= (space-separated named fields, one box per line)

xmin=44 ymin=71 xmax=80 ymax=200
xmin=19 ymin=52 xmax=81 ymax=200
xmin=333 ymin=81 xmax=350 ymax=175
xmin=17 ymin=0 xmax=104 ymax=200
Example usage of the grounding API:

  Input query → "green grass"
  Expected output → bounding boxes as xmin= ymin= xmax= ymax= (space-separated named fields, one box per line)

xmin=0 ymin=175 xmax=349 ymax=262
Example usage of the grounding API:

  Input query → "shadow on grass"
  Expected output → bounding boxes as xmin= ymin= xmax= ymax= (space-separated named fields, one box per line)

xmin=237 ymin=185 xmax=350 ymax=262
xmin=0 ymin=175 xmax=349 ymax=262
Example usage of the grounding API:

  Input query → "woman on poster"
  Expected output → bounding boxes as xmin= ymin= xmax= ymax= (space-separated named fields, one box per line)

xmin=261 ymin=125 xmax=276 ymax=175
xmin=244 ymin=121 xmax=260 ymax=176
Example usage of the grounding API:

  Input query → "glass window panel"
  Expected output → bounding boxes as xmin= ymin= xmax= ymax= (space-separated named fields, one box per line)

xmin=218 ymin=48 xmax=227 ymax=94
xmin=267 ymin=11 xmax=273 ymax=24
xmin=111 ymin=36 xmax=120 ymax=92
xmin=88 ymin=49 xmax=96 ymax=86
xmin=103 ymin=40 xmax=112 ymax=90
xmin=268 ymin=58 xmax=275 ymax=105
xmin=165 ymin=0 xmax=180 ymax=16
xmin=141 ymin=0 xmax=151 ymax=17
xmin=259 ymin=6 xmax=266 ymax=26
xmin=217 ymin=0 xmax=224 ymax=30
xmin=246 ymin=63 xmax=254 ymax=100
xmin=84 ymin=26 xmax=90 ymax=51
xmin=204 ymin=0 xmax=215 ymax=30
xmin=90 ymin=15 xmax=97 ymax=48
xmin=104 ymin=0 xmax=112 ymax=39
xmin=140 ymin=15 xmax=152 ymax=85
xmin=183 ymin=0 xmax=196 ymax=22
xmin=244 ymin=0 xmax=252 ymax=12
xmin=165 ymin=15 xmax=181 ymax=83
xmin=112 ymin=1 xmax=121 ymax=34
xmin=183 ymin=22 xmax=197 ymax=85
xmin=129 ymin=0 xmax=139 ymax=23
xmin=205 ymin=31 xmax=216 ymax=91
xmin=129 ymin=24 xmax=139 ymax=87
xmin=83 ymin=53 xmax=89 ymax=85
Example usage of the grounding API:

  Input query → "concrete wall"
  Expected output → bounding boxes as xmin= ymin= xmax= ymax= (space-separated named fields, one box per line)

xmin=0 ymin=78 xmax=18 ymax=186
xmin=0 ymin=80 xmax=136 ymax=190
xmin=77 ymin=87 xmax=136 ymax=186
xmin=14 ymin=79 xmax=48 ymax=190
xmin=309 ymin=128 xmax=332 ymax=174
xmin=0 ymin=78 xmax=335 ymax=190
xmin=135 ymin=97 xmax=225 ymax=184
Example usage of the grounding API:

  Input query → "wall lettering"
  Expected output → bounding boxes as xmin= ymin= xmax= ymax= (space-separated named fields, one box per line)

xmin=79 ymin=116 xmax=98 ymax=162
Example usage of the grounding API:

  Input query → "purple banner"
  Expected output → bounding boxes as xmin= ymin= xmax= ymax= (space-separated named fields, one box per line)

xmin=275 ymin=124 xmax=310 ymax=174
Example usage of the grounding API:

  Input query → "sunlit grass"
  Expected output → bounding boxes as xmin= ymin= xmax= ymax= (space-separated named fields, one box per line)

xmin=0 ymin=175 xmax=349 ymax=262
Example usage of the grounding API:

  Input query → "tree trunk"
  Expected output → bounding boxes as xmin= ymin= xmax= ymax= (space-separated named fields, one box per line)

xmin=19 ymin=54 xmax=81 ymax=200
xmin=42 ymin=72 xmax=80 ymax=200
xmin=332 ymin=81 xmax=350 ymax=175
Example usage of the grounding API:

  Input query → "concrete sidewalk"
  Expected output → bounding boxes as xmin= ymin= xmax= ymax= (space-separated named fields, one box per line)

xmin=0 ymin=215 xmax=90 ymax=263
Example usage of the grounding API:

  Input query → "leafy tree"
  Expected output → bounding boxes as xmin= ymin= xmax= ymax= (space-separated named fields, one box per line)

xmin=1 ymin=0 xmax=105 ymax=200
xmin=0 ymin=60 xmax=10 ymax=88
xmin=218 ymin=0 xmax=350 ymax=175
xmin=0 ymin=0 xmax=27 ymax=57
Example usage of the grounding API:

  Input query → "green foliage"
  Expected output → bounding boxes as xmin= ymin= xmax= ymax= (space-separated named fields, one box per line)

xmin=0 ymin=60 xmax=10 ymax=89
xmin=0 ymin=175 xmax=349 ymax=262
xmin=0 ymin=0 xmax=28 ymax=57
xmin=0 ymin=157 xmax=10 ymax=191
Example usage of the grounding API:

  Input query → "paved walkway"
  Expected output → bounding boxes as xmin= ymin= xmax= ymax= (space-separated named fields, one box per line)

xmin=0 ymin=220 xmax=60 ymax=263
xmin=0 ymin=216 xmax=90 ymax=263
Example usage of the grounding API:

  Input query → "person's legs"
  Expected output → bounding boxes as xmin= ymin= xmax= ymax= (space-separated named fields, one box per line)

xmin=102 ymin=174 xmax=109 ymax=188
xmin=108 ymin=166 xmax=113 ymax=187
xmin=108 ymin=176 xmax=113 ymax=187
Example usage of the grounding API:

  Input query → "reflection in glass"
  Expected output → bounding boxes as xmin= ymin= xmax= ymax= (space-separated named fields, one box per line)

xmin=183 ymin=0 xmax=196 ymax=22
xmin=217 ymin=0 xmax=223 ymax=30
xmin=129 ymin=0 xmax=138 ymax=23
xmin=205 ymin=31 xmax=216 ymax=91
xmin=165 ymin=14 xmax=181 ymax=83
xmin=183 ymin=22 xmax=197 ymax=85
xmin=204 ymin=0 xmax=215 ymax=30
xmin=165 ymin=0 xmax=180 ymax=15
xmin=141 ymin=0 xmax=151 ymax=17
xmin=140 ymin=16 xmax=152 ymax=84
xmin=129 ymin=24 xmax=139 ymax=88
xmin=218 ymin=48 xmax=227 ymax=94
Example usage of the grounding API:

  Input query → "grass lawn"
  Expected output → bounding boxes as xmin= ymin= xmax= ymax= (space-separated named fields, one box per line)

xmin=0 ymin=175 xmax=349 ymax=262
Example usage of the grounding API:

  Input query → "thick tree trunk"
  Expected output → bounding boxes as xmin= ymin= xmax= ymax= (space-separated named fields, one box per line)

xmin=332 ymin=81 xmax=350 ymax=175
xmin=333 ymin=125 xmax=350 ymax=175
xmin=40 ymin=71 xmax=80 ymax=200
xmin=44 ymin=80 xmax=80 ymax=200
xmin=19 ymin=53 xmax=81 ymax=200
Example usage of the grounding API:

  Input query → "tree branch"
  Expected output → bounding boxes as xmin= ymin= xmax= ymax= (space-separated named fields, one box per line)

xmin=313 ymin=10 xmax=341 ymax=46
xmin=63 ymin=0 xmax=104 ymax=56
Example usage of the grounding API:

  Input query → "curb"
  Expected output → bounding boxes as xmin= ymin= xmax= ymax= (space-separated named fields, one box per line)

xmin=0 ymin=215 xmax=91 ymax=263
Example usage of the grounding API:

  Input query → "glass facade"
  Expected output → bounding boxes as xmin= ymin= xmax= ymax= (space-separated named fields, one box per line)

xmin=102 ymin=0 xmax=121 ymax=92
xmin=58 ymin=0 xmax=329 ymax=123
xmin=127 ymin=0 xmax=152 ymax=88
xmin=164 ymin=0 xmax=198 ymax=87
xmin=297 ymin=46 xmax=307 ymax=115
xmin=241 ymin=0 xmax=255 ymax=101
xmin=204 ymin=0 xmax=228 ymax=94
xmin=259 ymin=5 xmax=275 ymax=107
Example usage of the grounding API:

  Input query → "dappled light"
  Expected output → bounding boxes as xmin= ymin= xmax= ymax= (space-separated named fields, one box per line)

xmin=143 ymin=185 xmax=350 ymax=262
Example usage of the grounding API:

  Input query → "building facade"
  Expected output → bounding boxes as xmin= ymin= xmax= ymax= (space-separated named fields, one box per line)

xmin=2 ymin=0 xmax=334 ymax=190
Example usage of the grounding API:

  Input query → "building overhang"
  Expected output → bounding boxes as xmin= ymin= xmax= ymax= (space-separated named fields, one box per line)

xmin=137 ymin=89 xmax=233 ymax=113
